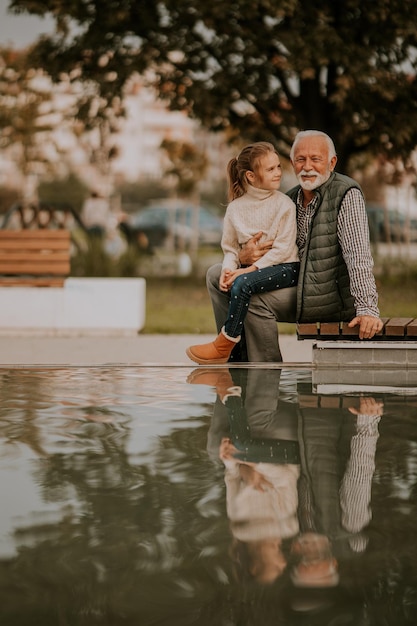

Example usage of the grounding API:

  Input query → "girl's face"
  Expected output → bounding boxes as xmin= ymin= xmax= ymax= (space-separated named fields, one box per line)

xmin=247 ymin=151 xmax=282 ymax=191
xmin=248 ymin=539 xmax=287 ymax=583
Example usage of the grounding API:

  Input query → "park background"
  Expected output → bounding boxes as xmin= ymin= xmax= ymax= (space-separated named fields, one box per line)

xmin=1 ymin=0 xmax=417 ymax=334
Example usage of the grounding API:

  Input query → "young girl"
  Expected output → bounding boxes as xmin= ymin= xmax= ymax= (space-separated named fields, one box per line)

xmin=186 ymin=141 xmax=299 ymax=365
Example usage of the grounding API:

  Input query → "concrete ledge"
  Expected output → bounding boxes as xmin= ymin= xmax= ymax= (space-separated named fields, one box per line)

xmin=0 ymin=334 xmax=313 ymax=366
xmin=312 ymin=367 xmax=417 ymax=394
xmin=0 ymin=277 xmax=146 ymax=336
xmin=313 ymin=340 xmax=417 ymax=368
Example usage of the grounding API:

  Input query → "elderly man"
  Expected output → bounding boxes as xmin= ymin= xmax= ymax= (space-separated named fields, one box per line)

xmin=206 ymin=130 xmax=383 ymax=362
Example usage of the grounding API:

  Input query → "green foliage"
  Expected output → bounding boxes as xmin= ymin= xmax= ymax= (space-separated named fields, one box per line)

xmin=71 ymin=235 xmax=114 ymax=277
xmin=160 ymin=139 xmax=208 ymax=195
xmin=70 ymin=234 xmax=145 ymax=277
xmin=38 ymin=173 xmax=89 ymax=214
xmin=201 ymin=181 xmax=228 ymax=217
xmin=116 ymin=179 xmax=169 ymax=213
xmin=9 ymin=0 xmax=417 ymax=171
xmin=0 ymin=186 xmax=19 ymax=216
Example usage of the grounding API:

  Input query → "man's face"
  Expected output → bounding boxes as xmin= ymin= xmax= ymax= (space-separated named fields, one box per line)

xmin=291 ymin=136 xmax=337 ymax=191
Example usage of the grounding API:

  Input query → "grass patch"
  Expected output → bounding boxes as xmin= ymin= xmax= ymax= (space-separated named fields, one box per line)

xmin=143 ymin=277 xmax=217 ymax=334
xmin=143 ymin=270 xmax=417 ymax=334
xmin=377 ymin=277 xmax=417 ymax=318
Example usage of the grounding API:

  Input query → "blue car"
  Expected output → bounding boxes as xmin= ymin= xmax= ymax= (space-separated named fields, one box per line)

xmin=126 ymin=200 xmax=223 ymax=250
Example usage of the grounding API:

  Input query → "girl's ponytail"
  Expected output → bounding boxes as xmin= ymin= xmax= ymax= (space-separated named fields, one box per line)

xmin=227 ymin=157 xmax=244 ymax=202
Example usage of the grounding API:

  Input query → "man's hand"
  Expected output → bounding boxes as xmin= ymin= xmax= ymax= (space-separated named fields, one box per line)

xmin=348 ymin=397 xmax=384 ymax=417
xmin=348 ymin=315 xmax=384 ymax=339
xmin=238 ymin=231 xmax=273 ymax=266
xmin=238 ymin=463 xmax=273 ymax=492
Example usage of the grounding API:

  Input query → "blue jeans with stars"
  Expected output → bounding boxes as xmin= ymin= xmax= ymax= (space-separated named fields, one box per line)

xmin=224 ymin=262 xmax=300 ymax=338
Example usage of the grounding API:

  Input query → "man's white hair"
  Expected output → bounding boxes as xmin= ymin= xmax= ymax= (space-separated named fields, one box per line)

xmin=290 ymin=130 xmax=337 ymax=161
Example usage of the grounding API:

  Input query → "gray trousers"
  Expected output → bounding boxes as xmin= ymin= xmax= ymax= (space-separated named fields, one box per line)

xmin=206 ymin=263 xmax=297 ymax=362
xmin=206 ymin=368 xmax=298 ymax=462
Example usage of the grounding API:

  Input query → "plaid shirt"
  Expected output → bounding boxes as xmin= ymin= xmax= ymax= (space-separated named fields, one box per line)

xmin=295 ymin=187 xmax=380 ymax=318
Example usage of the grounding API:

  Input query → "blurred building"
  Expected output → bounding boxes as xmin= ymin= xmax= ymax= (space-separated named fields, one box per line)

xmin=113 ymin=79 xmax=195 ymax=181
xmin=0 ymin=70 xmax=232 ymax=199
xmin=111 ymin=77 xmax=234 ymax=198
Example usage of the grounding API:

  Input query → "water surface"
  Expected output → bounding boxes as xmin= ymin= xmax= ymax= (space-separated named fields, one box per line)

xmin=1 ymin=365 xmax=417 ymax=625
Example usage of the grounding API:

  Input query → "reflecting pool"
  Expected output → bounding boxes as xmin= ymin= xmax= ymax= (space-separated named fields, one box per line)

xmin=1 ymin=365 xmax=417 ymax=625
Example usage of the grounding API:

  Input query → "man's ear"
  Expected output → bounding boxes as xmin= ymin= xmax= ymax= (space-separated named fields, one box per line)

xmin=329 ymin=155 xmax=337 ymax=172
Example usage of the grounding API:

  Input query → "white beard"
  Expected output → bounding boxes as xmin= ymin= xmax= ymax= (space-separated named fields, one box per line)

xmin=297 ymin=170 xmax=330 ymax=190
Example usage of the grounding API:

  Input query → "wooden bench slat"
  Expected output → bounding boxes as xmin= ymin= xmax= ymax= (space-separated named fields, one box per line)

xmin=0 ymin=240 xmax=71 ymax=251
xmin=0 ymin=229 xmax=71 ymax=288
xmin=297 ymin=317 xmax=417 ymax=341
xmin=299 ymin=395 xmax=363 ymax=409
xmin=0 ymin=231 xmax=70 ymax=250
xmin=384 ymin=317 xmax=414 ymax=336
xmin=0 ymin=230 xmax=70 ymax=240
xmin=296 ymin=322 xmax=319 ymax=336
xmin=0 ymin=248 xmax=68 ymax=258
xmin=0 ymin=277 xmax=66 ymax=287
xmin=319 ymin=322 xmax=341 ymax=336
xmin=0 ymin=263 xmax=70 ymax=275
xmin=406 ymin=319 xmax=417 ymax=337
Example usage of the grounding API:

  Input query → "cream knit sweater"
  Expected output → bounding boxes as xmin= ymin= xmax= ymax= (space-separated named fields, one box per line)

xmin=221 ymin=184 xmax=299 ymax=271
xmin=224 ymin=459 xmax=300 ymax=541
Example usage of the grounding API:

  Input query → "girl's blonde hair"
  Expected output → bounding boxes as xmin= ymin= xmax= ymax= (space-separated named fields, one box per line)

xmin=227 ymin=142 xmax=279 ymax=202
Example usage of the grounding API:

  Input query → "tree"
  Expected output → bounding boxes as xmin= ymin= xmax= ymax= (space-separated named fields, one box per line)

xmin=8 ymin=0 xmax=417 ymax=171
xmin=0 ymin=47 xmax=61 ymax=200
xmin=0 ymin=43 xmax=123 ymax=201
xmin=160 ymin=139 xmax=209 ymax=258
xmin=161 ymin=139 xmax=208 ymax=196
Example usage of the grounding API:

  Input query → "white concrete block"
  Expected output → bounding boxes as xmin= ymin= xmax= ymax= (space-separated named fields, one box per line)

xmin=312 ymin=340 xmax=417 ymax=368
xmin=0 ymin=277 xmax=146 ymax=336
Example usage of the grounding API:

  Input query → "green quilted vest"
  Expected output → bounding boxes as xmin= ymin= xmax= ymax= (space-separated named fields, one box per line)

xmin=287 ymin=172 xmax=361 ymax=323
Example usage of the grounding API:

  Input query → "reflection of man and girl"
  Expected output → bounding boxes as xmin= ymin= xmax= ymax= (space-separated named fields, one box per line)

xmin=188 ymin=367 xmax=383 ymax=595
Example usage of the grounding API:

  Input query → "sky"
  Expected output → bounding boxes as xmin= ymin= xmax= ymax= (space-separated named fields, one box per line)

xmin=0 ymin=0 xmax=55 ymax=47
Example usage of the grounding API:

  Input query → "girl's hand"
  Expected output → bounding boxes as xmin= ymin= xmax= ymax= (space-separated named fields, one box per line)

xmin=222 ymin=266 xmax=257 ymax=290
xmin=220 ymin=269 xmax=233 ymax=292
xmin=219 ymin=437 xmax=238 ymax=460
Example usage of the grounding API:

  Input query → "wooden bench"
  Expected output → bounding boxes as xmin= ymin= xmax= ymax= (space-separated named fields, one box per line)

xmin=298 ymin=318 xmax=417 ymax=372
xmin=0 ymin=230 xmax=71 ymax=287
xmin=0 ymin=229 xmax=146 ymax=335
xmin=297 ymin=318 xmax=417 ymax=341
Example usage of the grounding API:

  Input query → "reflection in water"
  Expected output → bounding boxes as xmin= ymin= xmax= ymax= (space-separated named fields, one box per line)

xmin=189 ymin=368 xmax=301 ymax=586
xmin=0 ymin=366 xmax=417 ymax=624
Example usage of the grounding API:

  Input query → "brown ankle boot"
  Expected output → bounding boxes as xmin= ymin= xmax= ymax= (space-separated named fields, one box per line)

xmin=187 ymin=367 xmax=237 ymax=401
xmin=186 ymin=328 xmax=240 ymax=365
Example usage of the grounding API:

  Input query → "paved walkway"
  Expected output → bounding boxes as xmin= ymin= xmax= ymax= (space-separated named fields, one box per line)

xmin=0 ymin=333 xmax=314 ymax=367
